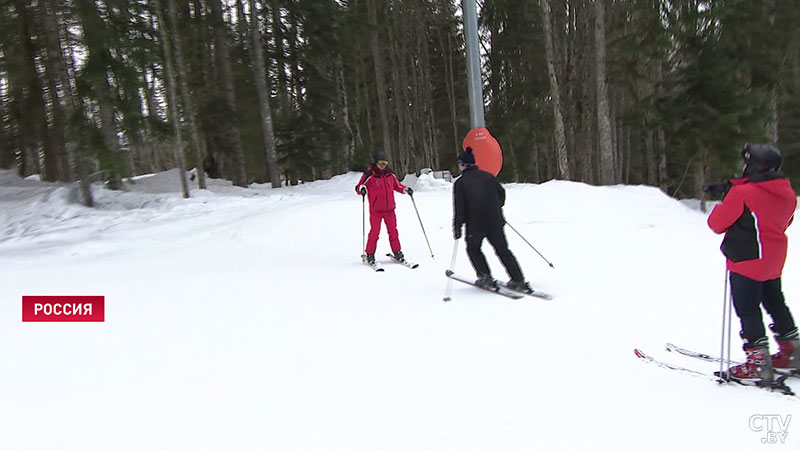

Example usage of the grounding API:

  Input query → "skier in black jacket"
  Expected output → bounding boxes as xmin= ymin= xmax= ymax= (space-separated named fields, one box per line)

xmin=452 ymin=147 xmax=529 ymax=291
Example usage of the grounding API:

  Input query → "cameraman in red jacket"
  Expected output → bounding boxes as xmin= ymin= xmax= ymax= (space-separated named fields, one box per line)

xmin=708 ymin=143 xmax=799 ymax=384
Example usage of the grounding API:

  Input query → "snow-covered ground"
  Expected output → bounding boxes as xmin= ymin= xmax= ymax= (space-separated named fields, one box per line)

xmin=0 ymin=168 xmax=797 ymax=449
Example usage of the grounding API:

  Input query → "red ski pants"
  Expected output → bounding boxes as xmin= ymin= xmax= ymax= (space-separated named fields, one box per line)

xmin=365 ymin=210 xmax=401 ymax=254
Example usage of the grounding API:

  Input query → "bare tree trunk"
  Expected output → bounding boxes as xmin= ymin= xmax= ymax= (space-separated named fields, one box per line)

xmin=432 ymin=0 xmax=460 ymax=160
xmin=248 ymin=0 xmax=281 ymax=188
xmin=271 ymin=0 xmax=291 ymax=114
xmin=41 ymin=0 xmax=92 ymax=204
xmin=209 ymin=0 xmax=247 ymax=187
xmin=540 ymin=0 xmax=571 ymax=180
xmin=9 ymin=0 xmax=42 ymax=178
xmin=645 ymin=129 xmax=656 ymax=185
xmin=366 ymin=0 xmax=393 ymax=161
xmin=40 ymin=0 xmax=71 ymax=181
xmin=0 ymin=99 xmax=10 ymax=169
xmin=388 ymin=17 xmax=410 ymax=174
xmin=573 ymin=0 xmax=594 ymax=184
xmin=613 ymin=93 xmax=623 ymax=179
xmin=565 ymin=0 xmax=581 ymax=180
xmin=767 ymin=86 xmax=779 ymax=143
xmin=41 ymin=58 xmax=69 ymax=181
xmin=288 ymin=10 xmax=302 ymax=108
xmin=78 ymin=0 xmax=124 ymax=189
xmin=353 ymin=61 xmax=367 ymax=150
xmin=621 ymin=127 xmax=629 ymax=183
xmin=335 ymin=55 xmax=355 ymax=172
xmin=696 ymin=144 xmax=710 ymax=212
xmin=443 ymin=29 xmax=460 ymax=158
xmin=655 ymin=59 xmax=668 ymax=191
xmin=143 ymin=66 xmax=163 ymax=172
xmin=421 ymin=33 xmax=438 ymax=170
xmin=153 ymin=0 xmax=190 ymax=198
xmin=595 ymin=0 xmax=615 ymax=184
xmin=764 ymin=0 xmax=779 ymax=143
xmin=507 ymin=140 xmax=520 ymax=181
xmin=532 ymin=135 xmax=541 ymax=181
xmin=165 ymin=0 xmax=207 ymax=189
xmin=560 ymin=0 xmax=577 ymax=176
xmin=357 ymin=59 xmax=373 ymax=148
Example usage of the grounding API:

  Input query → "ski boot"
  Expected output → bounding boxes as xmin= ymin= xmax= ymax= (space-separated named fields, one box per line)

xmin=728 ymin=344 xmax=774 ymax=385
xmin=475 ymin=274 xmax=497 ymax=289
xmin=770 ymin=326 xmax=800 ymax=370
xmin=505 ymin=280 xmax=532 ymax=293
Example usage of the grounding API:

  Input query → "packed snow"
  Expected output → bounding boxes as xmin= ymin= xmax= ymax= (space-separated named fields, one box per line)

xmin=0 ymin=168 xmax=798 ymax=449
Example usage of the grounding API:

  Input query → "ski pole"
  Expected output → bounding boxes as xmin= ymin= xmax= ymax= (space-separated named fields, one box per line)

xmin=361 ymin=189 xmax=366 ymax=261
xmin=718 ymin=268 xmax=731 ymax=382
xmin=442 ymin=238 xmax=459 ymax=302
xmin=409 ymin=192 xmax=434 ymax=259
xmin=726 ymin=275 xmax=734 ymax=377
xmin=505 ymin=221 xmax=555 ymax=268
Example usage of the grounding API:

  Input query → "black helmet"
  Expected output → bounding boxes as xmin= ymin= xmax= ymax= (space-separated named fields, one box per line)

xmin=742 ymin=143 xmax=781 ymax=175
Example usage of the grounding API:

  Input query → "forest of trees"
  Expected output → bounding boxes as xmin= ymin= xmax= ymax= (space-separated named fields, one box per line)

xmin=1 ymin=0 xmax=799 ymax=206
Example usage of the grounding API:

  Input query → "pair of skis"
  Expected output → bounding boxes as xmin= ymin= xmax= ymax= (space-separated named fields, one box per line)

xmin=362 ymin=253 xmax=419 ymax=272
xmin=634 ymin=343 xmax=798 ymax=396
xmin=444 ymin=270 xmax=554 ymax=301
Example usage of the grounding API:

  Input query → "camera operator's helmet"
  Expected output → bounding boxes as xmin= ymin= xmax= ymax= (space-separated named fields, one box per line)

xmin=742 ymin=143 xmax=782 ymax=175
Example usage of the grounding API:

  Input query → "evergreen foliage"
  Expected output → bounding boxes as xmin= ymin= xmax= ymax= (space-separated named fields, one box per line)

xmin=0 ymin=0 xmax=798 ymax=197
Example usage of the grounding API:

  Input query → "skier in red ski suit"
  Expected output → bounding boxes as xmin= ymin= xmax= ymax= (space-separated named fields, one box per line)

xmin=355 ymin=151 xmax=412 ymax=265
xmin=707 ymin=143 xmax=799 ymax=384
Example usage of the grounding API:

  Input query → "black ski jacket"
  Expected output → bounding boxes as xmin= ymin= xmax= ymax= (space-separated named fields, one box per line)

xmin=453 ymin=166 xmax=506 ymax=233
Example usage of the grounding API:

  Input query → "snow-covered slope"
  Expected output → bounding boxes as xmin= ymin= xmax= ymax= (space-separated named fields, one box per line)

xmin=0 ymin=169 xmax=797 ymax=449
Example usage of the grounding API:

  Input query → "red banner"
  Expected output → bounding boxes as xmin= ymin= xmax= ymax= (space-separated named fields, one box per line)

xmin=22 ymin=296 xmax=105 ymax=322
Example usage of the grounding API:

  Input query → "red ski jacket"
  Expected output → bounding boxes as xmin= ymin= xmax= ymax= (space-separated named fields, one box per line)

xmin=708 ymin=173 xmax=796 ymax=281
xmin=355 ymin=165 xmax=407 ymax=213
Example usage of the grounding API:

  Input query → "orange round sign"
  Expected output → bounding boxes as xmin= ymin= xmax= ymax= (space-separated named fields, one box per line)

xmin=462 ymin=128 xmax=503 ymax=176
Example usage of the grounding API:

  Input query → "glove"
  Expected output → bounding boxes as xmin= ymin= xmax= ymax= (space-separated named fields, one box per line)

xmin=453 ymin=224 xmax=462 ymax=240
xmin=405 ymin=187 xmax=414 ymax=195
xmin=358 ymin=186 xmax=367 ymax=196
xmin=701 ymin=180 xmax=732 ymax=199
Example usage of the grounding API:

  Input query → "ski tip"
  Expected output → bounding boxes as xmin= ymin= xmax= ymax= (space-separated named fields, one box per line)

xmin=633 ymin=349 xmax=645 ymax=358
xmin=445 ymin=269 xmax=454 ymax=277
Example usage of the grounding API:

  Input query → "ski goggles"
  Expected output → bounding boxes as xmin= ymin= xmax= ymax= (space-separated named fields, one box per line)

xmin=377 ymin=160 xmax=389 ymax=166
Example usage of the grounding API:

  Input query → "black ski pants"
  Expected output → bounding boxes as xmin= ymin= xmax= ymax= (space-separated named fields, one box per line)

xmin=730 ymin=272 xmax=797 ymax=347
xmin=465 ymin=226 xmax=524 ymax=282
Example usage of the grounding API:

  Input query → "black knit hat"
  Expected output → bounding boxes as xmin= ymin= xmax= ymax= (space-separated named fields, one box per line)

xmin=372 ymin=150 xmax=387 ymax=164
xmin=458 ymin=147 xmax=476 ymax=166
